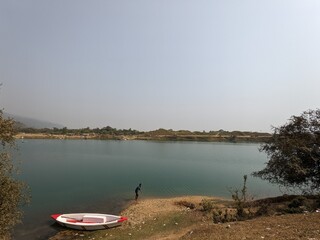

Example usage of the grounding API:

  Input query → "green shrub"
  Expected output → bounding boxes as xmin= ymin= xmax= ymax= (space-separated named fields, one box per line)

xmin=230 ymin=175 xmax=252 ymax=219
xmin=175 ymin=200 xmax=195 ymax=209
xmin=255 ymin=203 xmax=271 ymax=216
xmin=212 ymin=209 xmax=237 ymax=223
xmin=288 ymin=196 xmax=307 ymax=209
xmin=200 ymin=199 xmax=214 ymax=212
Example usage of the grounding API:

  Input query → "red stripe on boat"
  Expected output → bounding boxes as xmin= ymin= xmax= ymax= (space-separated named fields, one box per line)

xmin=117 ymin=216 xmax=128 ymax=223
xmin=66 ymin=219 xmax=78 ymax=223
xmin=51 ymin=214 xmax=61 ymax=220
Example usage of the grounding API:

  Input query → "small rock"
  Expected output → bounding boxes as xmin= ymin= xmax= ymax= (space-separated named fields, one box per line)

xmin=163 ymin=223 xmax=166 ymax=227
xmin=128 ymin=233 xmax=132 ymax=236
xmin=226 ymin=224 xmax=231 ymax=229
xmin=175 ymin=222 xmax=178 ymax=225
xmin=261 ymin=237 xmax=265 ymax=239
xmin=266 ymin=227 xmax=271 ymax=230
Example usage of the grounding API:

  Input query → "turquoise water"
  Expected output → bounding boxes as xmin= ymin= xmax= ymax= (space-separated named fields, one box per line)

xmin=14 ymin=139 xmax=279 ymax=239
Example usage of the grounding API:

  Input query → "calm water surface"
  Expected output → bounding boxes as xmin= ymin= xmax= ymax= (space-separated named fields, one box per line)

xmin=14 ymin=139 xmax=279 ymax=239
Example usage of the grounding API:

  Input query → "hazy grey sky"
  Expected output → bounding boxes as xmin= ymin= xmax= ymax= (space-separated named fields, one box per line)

xmin=1 ymin=0 xmax=319 ymax=132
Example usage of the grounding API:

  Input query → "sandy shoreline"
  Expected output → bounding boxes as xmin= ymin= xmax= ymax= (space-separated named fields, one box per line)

xmin=49 ymin=196 xmax=217 ymax=240
xmin=49 ymin=195 xmax=320 ymax=240
xmin=120 ymin=196 xmax=217 ymax=225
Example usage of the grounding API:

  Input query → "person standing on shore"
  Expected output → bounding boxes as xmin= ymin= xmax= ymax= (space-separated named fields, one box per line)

xmin=135 ymin=183 xmax=142 ymax=201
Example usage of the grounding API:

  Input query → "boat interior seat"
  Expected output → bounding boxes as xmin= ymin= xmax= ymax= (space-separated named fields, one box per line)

xmin=82 ymin=215 xmax=107 ymax=223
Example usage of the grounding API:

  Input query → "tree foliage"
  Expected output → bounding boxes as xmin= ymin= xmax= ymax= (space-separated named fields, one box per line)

xmin=0 ymin=110 xmax=28 ymax=238
xmin=253 ymin=109 xmax=320 ymax=193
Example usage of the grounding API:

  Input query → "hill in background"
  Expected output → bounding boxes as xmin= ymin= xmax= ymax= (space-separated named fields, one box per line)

xmin=4 ymin=112 xmax=64 ymax=129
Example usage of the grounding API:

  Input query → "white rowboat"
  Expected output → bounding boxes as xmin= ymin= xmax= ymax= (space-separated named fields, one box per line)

xmin=51 ymin=213 xmax=127 ymax=230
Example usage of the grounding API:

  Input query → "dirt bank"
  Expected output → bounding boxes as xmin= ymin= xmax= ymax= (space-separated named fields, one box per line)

xmin=50 ymin=196 xmax=320 ymax=240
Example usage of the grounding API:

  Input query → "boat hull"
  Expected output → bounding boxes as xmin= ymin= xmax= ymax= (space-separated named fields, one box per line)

xmin=51 ymin=213 xmax=127 ymax=231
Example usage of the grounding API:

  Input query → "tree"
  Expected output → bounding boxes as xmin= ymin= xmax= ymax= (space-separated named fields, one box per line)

xmin=0 ymin=110 xmax=29 ymax=239
xmin=253 ymin=109 xmax=320 ymax=193
xmin=61 ymin=127 xmax=68 ymax=135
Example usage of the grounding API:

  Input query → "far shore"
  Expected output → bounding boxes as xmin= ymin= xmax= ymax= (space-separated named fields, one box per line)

xmin=15 ymin=132 xmax=270 ymax=143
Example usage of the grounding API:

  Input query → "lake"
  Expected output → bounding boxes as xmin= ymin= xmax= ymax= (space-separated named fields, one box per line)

xmin=13 ymin=139 xmax=279 ymax=239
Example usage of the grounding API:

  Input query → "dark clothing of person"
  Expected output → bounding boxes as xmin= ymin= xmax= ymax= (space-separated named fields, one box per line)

xmin=135 ymin=183 xmax=142 ymax=200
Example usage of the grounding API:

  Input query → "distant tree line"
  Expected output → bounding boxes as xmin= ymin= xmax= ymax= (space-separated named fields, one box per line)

xmin=17 ymin=125 xmax=144 ymax=136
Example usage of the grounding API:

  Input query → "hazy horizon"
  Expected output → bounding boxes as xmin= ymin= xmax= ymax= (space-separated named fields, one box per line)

xmin=1 ymin=1 xmax=320 ymax=132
